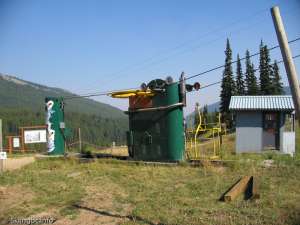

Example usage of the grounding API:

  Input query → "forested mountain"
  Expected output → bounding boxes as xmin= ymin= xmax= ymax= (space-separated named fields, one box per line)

xmin=0 ymin=74 xmax=128 ymax=147
xmin=0 ymin=74 xmax=125 ymax=118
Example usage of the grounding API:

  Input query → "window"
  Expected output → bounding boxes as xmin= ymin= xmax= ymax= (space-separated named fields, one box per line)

xmin=263 ymin=113 xmax=278 ymax=131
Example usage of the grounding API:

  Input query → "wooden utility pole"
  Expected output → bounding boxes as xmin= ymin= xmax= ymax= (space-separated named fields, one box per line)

xmin=0 ymin=119 xmax=3 ymax=173
xmin=78 ymin=128 xmax=82 ymax=153
xmin=271 ymin=6 xmax=300 ymax=122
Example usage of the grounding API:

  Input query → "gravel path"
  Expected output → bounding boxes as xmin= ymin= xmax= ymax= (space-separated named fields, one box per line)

xmin=2 ymin=157 xmax=35 ymax=171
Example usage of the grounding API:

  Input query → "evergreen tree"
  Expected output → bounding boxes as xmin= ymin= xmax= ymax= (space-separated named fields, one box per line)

xmin=202 ymin=104 xmax=208 ymax=124
xmin=235 ymin=54 xmax=245 ymax=95
xmin=271 ymin=60 xmax=283 ymax=94
xmin=245 ymin=50 xmax=259 ymax=95
xmin=259 ymin=41 xmax=273 ymax=95
xmin=220 ymin=39 xmax=235 ymax=125
xmin=194 ymin=102 xmax=200 ymax=129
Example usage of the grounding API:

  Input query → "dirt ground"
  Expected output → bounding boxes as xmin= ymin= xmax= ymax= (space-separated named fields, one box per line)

xmin=54 ymin=184 xmax=132 ymax=225
xmin=0 ymin=185 xmax=35 ymax=225
xmin=2 ymin=157 xmax=35 ymax=171
xmin=0 ymin=154 xmax=132 ymax=225
xmin=95 ymin=146 xmax=129 ymax=157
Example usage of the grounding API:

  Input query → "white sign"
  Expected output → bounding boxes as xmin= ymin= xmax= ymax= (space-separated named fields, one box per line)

xmin=0 ymin=152 xmax=7 ymax=160
xmin=13 ymin=137 xmax=20 ymax=148
xmin=24 ymin=130 xmax=47 ymax=144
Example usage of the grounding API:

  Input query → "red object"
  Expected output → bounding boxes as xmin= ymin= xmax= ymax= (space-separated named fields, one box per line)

xmin=129 ymin=96 xmax=153 ymax=109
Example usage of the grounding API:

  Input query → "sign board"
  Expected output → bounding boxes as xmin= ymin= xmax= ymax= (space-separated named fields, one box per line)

xmin=60 ymin=122 xmax=65 ymax=129
xmin=13 ymin=137 xmax=20 ymax=148
xmin=24 ymin=130 xmax=47 ymax=144
xmin=0 ymin=152 xmax=7 ymax=160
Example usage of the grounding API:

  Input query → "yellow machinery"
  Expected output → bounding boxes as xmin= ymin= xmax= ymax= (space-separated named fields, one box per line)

xmin=108 ymin=89 xmax=155 ymax=98
xmin=185 ymin=103 xmax=226 ymax=160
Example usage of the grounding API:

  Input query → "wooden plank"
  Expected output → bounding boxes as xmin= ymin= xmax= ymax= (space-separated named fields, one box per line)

xmin=224 ymin=176 xmax=251 ymax=202
xmin=250 ymin=176 xmax=260 ymax=200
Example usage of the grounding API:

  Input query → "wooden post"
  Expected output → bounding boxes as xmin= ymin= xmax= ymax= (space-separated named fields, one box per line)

xmin=20 ymin=127 xmax=25 ymax=152
xmin=250 ymin=177 xmax=260 ymax=200
xmin=271 ymin=6 xmax=300 ymax=123
xmin=0 ymin=119 xmax=3 ymax=173
xmin=8 ymin=137 xmax=12 ymax=154
xmin=78 ymin=128 xmax=82 ymax=153
xmin=224 ymin=176 xmax=251 ymax=202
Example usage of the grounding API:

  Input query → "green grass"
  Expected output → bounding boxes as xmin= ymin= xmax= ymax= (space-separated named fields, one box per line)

xmin=1 ymin=157 xmax=300 ymax=225
xmin=0 ymin=123 xmax=299 ymax=224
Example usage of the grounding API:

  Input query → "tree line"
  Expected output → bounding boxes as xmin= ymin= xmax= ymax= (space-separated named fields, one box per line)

xmin=193 ymin=103 xmax=219 ymax=130
xmin=220 ymin=38 xmax=284 ymax=126
xmin=0 ymin=109 xmax=128 ymax=152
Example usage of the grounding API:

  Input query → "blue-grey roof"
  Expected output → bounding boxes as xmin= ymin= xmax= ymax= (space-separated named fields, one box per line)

xmin=229 ymin=95 xmax=294 ymax=111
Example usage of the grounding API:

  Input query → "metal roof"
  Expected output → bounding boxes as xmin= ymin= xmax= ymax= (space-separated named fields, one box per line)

xmin=229 ymin=95 xmax=294 ymax=111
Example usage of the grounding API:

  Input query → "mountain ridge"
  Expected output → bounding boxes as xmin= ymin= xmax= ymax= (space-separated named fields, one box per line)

xmin=0 ymin=73 xmax=128 ymax=146
xmin=0 ymin=73 xmax=126 ymax=118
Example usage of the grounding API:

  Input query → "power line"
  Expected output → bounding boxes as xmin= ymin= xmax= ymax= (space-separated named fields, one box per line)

xmin=185 ymin=36 xmax=300 ymax=81
xmin=63 ymin=87 xmax=139 ymax=100
xmin=63 ymin=35 xmax=300 ymax=100
xmin=193 ymin=53 xmax=300 ymax=91
xmin=77 ymin=5 xmax=300 ymax=94
xmin=64 ymin=52 xmax=300 ymax=100
xmin=74 ymin=7 xmax=273 ymax=94
xmin=103 ymin=16 xmax=268 ymax=82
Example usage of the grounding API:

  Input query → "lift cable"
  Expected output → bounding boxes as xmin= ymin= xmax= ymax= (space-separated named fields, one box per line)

xmin=74 ymin=6 xmax=288 ymax=94
xmin=192 ymin=53 xmax=300 ymax=91
xmin=185 ymin=37 xmax=300 ymax=81
xmin=64 ymin=53 xmax=300 ymax=100
xmin=63 ymin=87 xmax=139 ymax=100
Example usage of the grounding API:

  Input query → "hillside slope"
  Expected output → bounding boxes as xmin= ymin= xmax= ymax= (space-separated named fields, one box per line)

xmin=0 ymin=73 xmax=128 ymax=147
xmin=0 ymin=74 xmax=125 ymax=118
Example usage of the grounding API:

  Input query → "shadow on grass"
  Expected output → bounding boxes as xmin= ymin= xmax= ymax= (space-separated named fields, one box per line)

xmin=73 ymin=204 xmax=167 ymax=225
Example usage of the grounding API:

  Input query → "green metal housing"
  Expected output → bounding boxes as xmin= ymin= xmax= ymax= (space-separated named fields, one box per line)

xmin=45 ymin=97 xmax=65 ymax=155
xmin=127 ymin=81 xmax=185 ymax=161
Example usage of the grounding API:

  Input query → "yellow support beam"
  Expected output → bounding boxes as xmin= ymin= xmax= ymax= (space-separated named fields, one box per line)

xmin=109 ymin=89 xmax=155 ymax=98
xmin=186 ymin=105 xmax=226 ymax=160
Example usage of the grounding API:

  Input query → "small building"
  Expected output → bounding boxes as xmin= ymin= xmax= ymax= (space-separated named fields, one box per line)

xmin=229 ymin=95 xmax=295 ymax=156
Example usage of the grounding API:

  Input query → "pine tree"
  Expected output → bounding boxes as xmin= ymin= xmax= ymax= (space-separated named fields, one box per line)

xmin=194 ymin=102 xmax=200 ymax=129
xmin=259 ymin=41 xmax=273 ymax=95
xmin=203 ymin=104 xmax=208 ymax=124
xmin=271 ymin=60 xmax=283 ymax=94
xmin=245 ymin=50 xmax=259 ymax=95
xmin=220 ymin=39 xmax=235 ymax=125
xmin=235 ymin=54 xmax=245 ymax=95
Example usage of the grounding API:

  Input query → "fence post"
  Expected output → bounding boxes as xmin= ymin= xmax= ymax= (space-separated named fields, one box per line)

xmin=0 ymin=119 xmax=3 ymax=173
xmin=78 ymin=128 xmax=82 ymax=153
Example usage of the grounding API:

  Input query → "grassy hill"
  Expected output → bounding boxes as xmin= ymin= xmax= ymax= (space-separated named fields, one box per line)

xmin=0 ymin=74 xmax=125 ymax=118
xmin=0 ymin=73 xmax=128 ymax=147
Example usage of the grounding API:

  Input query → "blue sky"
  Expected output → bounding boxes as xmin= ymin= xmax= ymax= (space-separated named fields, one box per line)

xmin=0 ymin=0 xmax=300 ymax=114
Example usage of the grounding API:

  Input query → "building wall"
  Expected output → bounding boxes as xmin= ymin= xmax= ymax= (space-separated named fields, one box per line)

xmin=236 ymin=111 xmax=263 ymax=153
xmin=279 ymin=112 xmax=285 ymax=152
xmin=280 ymin=112 xmax=295 ymax=156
